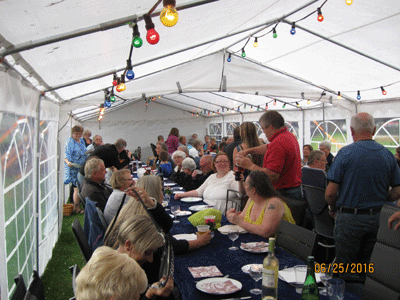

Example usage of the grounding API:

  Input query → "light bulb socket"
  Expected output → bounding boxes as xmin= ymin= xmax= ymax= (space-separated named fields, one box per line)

xmin=126 ymin=59 xmax=133 ymax=70
xmin=163 ymin=0 xmax=176 ymax=6
xmin=133 ymin=23 xmax=140 ymax=37
xmin=120 ymin=74 xmax=125 ymax=83
xmin=144 ymin=14 xmax=155 ymax=30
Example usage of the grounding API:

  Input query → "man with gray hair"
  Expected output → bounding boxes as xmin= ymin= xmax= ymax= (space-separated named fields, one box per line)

xmin=319 ymin=140 xmax=334 ymax=171
xmin=325 ymin=112 xmax=400 ymax=281
xmin=307 ymin=150 xmax=328 ymax=171
xmin=81 ymin=157 xmax=113 ymax=212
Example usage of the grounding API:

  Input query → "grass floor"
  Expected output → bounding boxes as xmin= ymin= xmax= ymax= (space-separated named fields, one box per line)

xmin=41 ymin=213 xmax=85 ymax=300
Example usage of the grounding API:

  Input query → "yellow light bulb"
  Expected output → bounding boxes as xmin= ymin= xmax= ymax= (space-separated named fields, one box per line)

xmin=345 ymin=0 xmax=353 ymax=5
xmin=160 ymin=5 xmax=179 ymax=27
xmin=118 ymin=83 xmax=126 ymax=92
xmin=307 ymin=100 xmax=311 ymax=105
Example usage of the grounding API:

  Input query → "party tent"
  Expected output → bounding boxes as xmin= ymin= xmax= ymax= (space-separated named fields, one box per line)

xmin=1 ymin=0 xmax=400 ymax=298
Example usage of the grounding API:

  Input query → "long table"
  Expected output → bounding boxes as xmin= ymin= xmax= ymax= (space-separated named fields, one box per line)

xmin=168 ymin=194 xmax=362 ymax=300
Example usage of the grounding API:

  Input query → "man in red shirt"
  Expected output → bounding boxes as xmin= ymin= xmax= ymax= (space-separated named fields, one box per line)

xmin=236 ymin=111 xmax=302 ymax=200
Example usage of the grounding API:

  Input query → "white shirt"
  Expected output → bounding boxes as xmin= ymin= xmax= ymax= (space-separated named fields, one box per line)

xmin=189 ymin=147 xmax=199 ymax=158
xmin=196 ymin=171 xmax=240 ymax=214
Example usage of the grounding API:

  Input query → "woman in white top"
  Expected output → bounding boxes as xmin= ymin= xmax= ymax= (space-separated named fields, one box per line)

xmin=174 ymin=152 xmax=240 ymax=214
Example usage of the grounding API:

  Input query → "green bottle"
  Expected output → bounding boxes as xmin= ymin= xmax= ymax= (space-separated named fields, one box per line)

xmin=301 ymin=256 xmax=320 ymax=300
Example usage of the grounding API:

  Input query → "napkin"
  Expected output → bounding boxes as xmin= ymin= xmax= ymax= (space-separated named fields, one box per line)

xmin=278 ymin=267 xmax=322 ymax=283
xmin=188 ymin=208 xmax=222 ymax=228
xmin=188 ymin=266 xmax=223 ymax=278
xmin=173 ymin=234 xmax=197 ymax=241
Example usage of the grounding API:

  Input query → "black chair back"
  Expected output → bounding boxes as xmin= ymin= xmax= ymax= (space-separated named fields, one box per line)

xmin=150 ymin=143 xmax=158 ymax=157
xmin=283 ymin=197 xmax=307 ymax=227
xmin=301 ymin=167 xmax=327 ymax=189
xmin=11 ymin=274 xmax=27 ymax=300
xmin=302 ymin=184 xmax=334 ymax=238
xmin=362 ymin=205 xmax=400 ymax=300
xmin=69 ymin=264 xmax=81 ymax=297
xmin=27 ymin=271 xmax=45 ymax=300
xmin=225 ymin=189 xmax=244 ymax=214
xmin=72 ymin=218 xmax=93 ymax=262
xmin=276 ymin=220 xmax=317 ymax=262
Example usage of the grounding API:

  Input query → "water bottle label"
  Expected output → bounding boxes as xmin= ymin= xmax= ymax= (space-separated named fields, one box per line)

xmin=262 ymin=269 xmax=275 ymax=288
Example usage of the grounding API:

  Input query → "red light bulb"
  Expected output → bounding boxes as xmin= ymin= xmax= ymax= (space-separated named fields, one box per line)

xmin=317 ymin=8 xmax=324 ymax=22
xmin=112 ymin=73 xmax=118 ymax=86
xmin=381 ymin=86 xmax=387 ymax=95
xmin=146 ymin=29 xmax=160 ymax=44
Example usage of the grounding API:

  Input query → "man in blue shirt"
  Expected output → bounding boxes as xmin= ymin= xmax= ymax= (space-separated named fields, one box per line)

xmin=325 ymin=112 xmax=400 ymax=281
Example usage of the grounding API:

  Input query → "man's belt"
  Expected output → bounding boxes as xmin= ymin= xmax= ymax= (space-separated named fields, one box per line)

xmin=338 ymin=206 xmax=382 ymax=215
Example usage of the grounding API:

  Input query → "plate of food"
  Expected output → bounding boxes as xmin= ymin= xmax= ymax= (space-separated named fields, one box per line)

xmin=180 ymin=197 xmax=203 ymax=203
xmin=240 ymin=241 xmax=269 ymax=253
xmin=196 ymin=278 xmax=242 ymax=295
xmin=217 ymin=224 xmax=247 ymax=235
xmin=189 ymin=204 xmax=214 ymax=211
xmin=164 ymin=182 xmax=177 ymax=186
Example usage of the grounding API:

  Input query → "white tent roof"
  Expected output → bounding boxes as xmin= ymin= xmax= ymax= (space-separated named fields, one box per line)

xmin=1 ymin=0 xmax=400 ymax=122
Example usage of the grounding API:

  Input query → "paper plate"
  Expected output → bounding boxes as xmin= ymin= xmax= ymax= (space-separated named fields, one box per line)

xmin=173 ymin=234 xmax=197 ymax=241
xmin=189 ymin=205 xmax=214 ymax=211
xmin=240 ymin=242 xmax=269 ymax=253
xmin=218 ymin=224 xmax=247 ymax=235
xmin=196 ymin=278 xmax=242 ymax=295
xmin=173 ymin=191 xmax=185 ymax=194
xmin=164 ymin=182 xmax=177 ymax=186
xmin=181 ymin=197 xmax=203 ymax=203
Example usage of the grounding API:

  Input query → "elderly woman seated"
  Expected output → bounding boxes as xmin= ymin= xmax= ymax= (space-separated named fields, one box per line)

xmin=75 ymin=245 xmax=148 ymax=300
xmin=104 ymin=169 xmax=135 ymax=224
xmin=179 ymin=157 xmax=198 ymax=190
xmin=174 ymin=152 xmax=240 ymax=214
xmin=226 ymin=170 xmax=295 ymax=238
xmin=169 ymin=150 xmax=186 ymax=184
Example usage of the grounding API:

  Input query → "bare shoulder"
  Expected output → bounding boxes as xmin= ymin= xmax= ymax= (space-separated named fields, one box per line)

xmin=265 ymin=197 xmax=285 ymax=211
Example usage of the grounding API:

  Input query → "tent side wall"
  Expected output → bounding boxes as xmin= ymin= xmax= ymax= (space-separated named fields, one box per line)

xmin=0 ymin=67 xmax=60 ymax=299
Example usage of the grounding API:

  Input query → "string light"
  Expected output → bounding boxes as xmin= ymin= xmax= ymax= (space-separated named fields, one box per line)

xmin=257 ymin=105 xmax=260 ymax=111
xmin=222 ymin=107 xmax=224 ymax=112
xmin=117 ymin=75 xmax=126 ymax=92
xmin=132 ymin=24 xmax=143 ymax=48
xmin=144 ymin=14 xmax=160 ymax=45
xmin=265 ymin=103 xmax=268 ymax=110
xmin=160 ymin=0 xmax=178 ymax=27
xmin=241 ymin=48 xmax=246 ymax=58
xmin=227 ymin=53 xmax=231 ymax=62
xmin=290 ymin=22 xmax=296 ymax=35
xmin=110 ymin=88 xmax=116 ymax=102
xmin=244 ymin=103 xmax=247 ymax=109
xmin=317 ymin=8 xmax=324 ymax=22
xmin=357 ymin=90 xmax=361 ymax=100
xmin=338 ymin=92 xmax=342 ymax=100
xmin=296 ymin=102 xmax=300 ymax=107
xmin=237 ymin=107 xmax=240 ymax=112
xmin=273 ymin=99 xmax=277 ymax=106
xmin=192 ymin=113 xmax=194 ymax=116
xmin=250 ymin=105 xmax=253 ymax=111
xmin=282 ymin=103 xmax=286 ymax=108
xmin=104 ymin=99 xmax=111 ymax=108
xmin=381 ymin=86 xmax=387 ymax=95
xmin=217 ymin=110 xmax=220 ymax=114
xmin=98 ymin=104 xmax=105 ymax=121
xmin=253 ymin=37 xmax=258 ymax=47
xmin=273 ymin=28 xmax=277 ymax=38
xmin=125 ymin=59 xmax=135 ymax=80
xmin=196 ymin=113 xmax=199 ymax=117
xmin=345 ymin=0 xmax=353 ymax=5
xmin=307 ymin=100 xmax=311 ymax=105
xmin=112 ymin=73 xmax=118 ymax=86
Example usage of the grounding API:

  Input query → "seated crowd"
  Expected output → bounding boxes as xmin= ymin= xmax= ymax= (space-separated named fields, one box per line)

xmin=71 ymin=112 xmax=400 ymax=299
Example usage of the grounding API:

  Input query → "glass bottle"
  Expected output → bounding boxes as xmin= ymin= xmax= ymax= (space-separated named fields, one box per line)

xmin=262 ymin=237 xmax=279 ymax=300
xmin=301 ymin=256 xmax=320 ymax=300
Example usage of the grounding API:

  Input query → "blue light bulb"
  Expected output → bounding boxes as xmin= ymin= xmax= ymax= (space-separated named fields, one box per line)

xmin=126 ymin=70 xmax=135 ymax=80
xmin=227 ymin=54 xmax=231 ymax=62
xmin=290 ymin=28 xmax=296 ymax=35
xmin=357 ymin=91 xmax=361 ymax=100
xmin=105 ymin=100 xmax=111 ymax=107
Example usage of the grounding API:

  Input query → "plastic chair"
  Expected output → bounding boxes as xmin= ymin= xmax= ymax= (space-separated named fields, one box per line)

xmin=362 ymin=205 xmax=400 ymax=300
xmin=27 ymin=270 xmax=45 ymax=300
xmin=11 ymin=274 xmax=27 ymax=300
xmin=284 ymin=197 xmax=307 ymax=227
xmin=276 ymin=220 xmax=317 ymax=262
xmin=69 ymin=264 xmax=81 ymax=297
xmin=72 ymin=218 xmax=93 ymax=262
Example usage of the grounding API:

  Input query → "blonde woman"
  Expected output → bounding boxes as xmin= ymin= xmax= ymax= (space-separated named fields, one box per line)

xmin=75 ymin=246 xmax=147 ymax=300
xmin=116 ymin=215 xmax=174 ymax=299
xmin=232 ymin=122 xmax=263 ymax=168
xmin=104 ymin=169 xmax=135 ymax=224
xmin=82 ymin=129 xmax=92 ymax=147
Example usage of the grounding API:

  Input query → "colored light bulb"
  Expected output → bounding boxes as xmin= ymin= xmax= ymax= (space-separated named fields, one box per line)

xmin=317 ymin=8 xmax=324 ymax=22
xmin=160 ymin=0 xmax=178 ymax=27
xmin=282 ymin=103 xmax=286 ymax=108
xmin=381 ymin=86 xmax=387 ymax=95
xmin=241 ymin=48 xmax=246 ymax=58
xmin=144 ymin=14 xmax=160 ymax=45
xmin=126 ymin=69 xmax=135 ymax=80
xmin=345 ymin=0 xmax=353 ymax=5
xmin=357 ymin=90 xmax=361 ymax=100
xmin=104 ymin=100 xmax=111 ymax=108
xmin=273 ymin=100 xmax=277 ymax=106
xmin=338 ymin=92 xmax=342 ymax=99
xmin=116 ymin=86 xmax=121 ymax=92
xmin=307 ymin=100 xmax=311 ymax=105
xmin=265 ymin=103 xmax=268 ymax=110
xmin=253 ymin=37 xmax=258 ymax=47
xmin=290 ymin=22 xmax=296 ymax=35
xmin=296 ymin=102 xmax=300 ymax=107
xmin=110 ymin=96 xmax=116 ymax=102
xmin=133 ymin=36 xmax=143 ymax=48
xmin=227 ymin=53 xmax=231 ymax=62
xmin=273 ymin=28 xmax=277 ymax=38
xmin=112 ymin=73 xmax=118 ymax=86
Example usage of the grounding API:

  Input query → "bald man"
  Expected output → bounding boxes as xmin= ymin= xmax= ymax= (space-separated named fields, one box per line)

xmin=325 ymin=112 xmax=400 ymax=281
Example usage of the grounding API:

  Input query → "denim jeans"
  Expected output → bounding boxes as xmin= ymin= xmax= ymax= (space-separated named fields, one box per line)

xmin=334 ymin=212 xmax=380 ymax=280
xmin=279 ymin=186 xmax=302 ymax=201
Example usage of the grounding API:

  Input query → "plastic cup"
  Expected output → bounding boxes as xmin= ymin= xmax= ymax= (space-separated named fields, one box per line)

xmin=327 ymin=278 xmax=345 ymax=300
xmin=294 ymin=265 xmax=307 ymax=293
xmin=197 ymin=225 xmax=210 ymax=235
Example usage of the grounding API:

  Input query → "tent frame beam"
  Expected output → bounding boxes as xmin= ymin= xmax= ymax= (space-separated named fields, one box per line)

xmin=282 ymin=19 xmax=400 ymax=74
xmin=0 ymin=0 xmax=218 ymax=59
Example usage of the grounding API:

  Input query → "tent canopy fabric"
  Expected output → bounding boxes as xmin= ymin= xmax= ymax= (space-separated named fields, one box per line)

xmin=1 ymin=0 xmax=400 ymax=122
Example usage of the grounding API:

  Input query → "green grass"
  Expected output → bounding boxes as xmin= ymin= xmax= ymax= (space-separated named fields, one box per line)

xmin=41 ymin=213 xmax=85 ymax=300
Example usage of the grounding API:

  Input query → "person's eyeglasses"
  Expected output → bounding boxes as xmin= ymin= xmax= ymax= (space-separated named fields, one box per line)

xmin=215 ymin=160 xmax=229 ymax=164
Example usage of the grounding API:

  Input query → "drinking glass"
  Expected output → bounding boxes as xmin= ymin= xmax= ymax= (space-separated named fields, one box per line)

xmin=162 ymin=194 xmax=170 ymax=208
xmin=227 ymin=230 xmax=239 ymax=250
xmin=294 ymin=265 xmax=307 ymax=294
xmin=327 ymin=278 xmax=345 ymax=300
xmin=171 ymin=205 xmax=180 ymax=223
xmin=320 ymin=263 xmax=334 ymax=296
xmin=249 ymin=264 xmax=263 ymax=295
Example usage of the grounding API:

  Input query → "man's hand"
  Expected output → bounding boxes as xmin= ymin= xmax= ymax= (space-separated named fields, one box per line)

xmin=388 ymin=211 xmax=400 ymax=230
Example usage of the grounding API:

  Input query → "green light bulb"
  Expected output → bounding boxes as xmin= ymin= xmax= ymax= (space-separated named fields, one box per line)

xmin=110 ymin=96 xmax=116 ymax=102
xmin=133 ymin=36 xmax=143 ymax=48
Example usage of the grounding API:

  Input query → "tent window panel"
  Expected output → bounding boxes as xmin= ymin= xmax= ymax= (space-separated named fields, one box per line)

xmin=17 ymin=208 xmax=25 ymax=242
xmin=253 ymin=122 xmax=263 ymax=137
xmin=226 ymin=122 xmax=240 ymax=136
xmin=285 ymin=122 xmax=299 ymax=140
xmin=5 ymin=218 xmax=17 ymax=257
xmin=310 ymin=120 xmax=347 ymax=155
xmin=3 ymin=188 xmax=15 ymax=222
xmin=7 ymin=250 xmax=18 ymax=292
xmin=374 ymin=118 xmax=400 ymax=155
xmin=209 ymin=123 xmax=222 ymax=143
